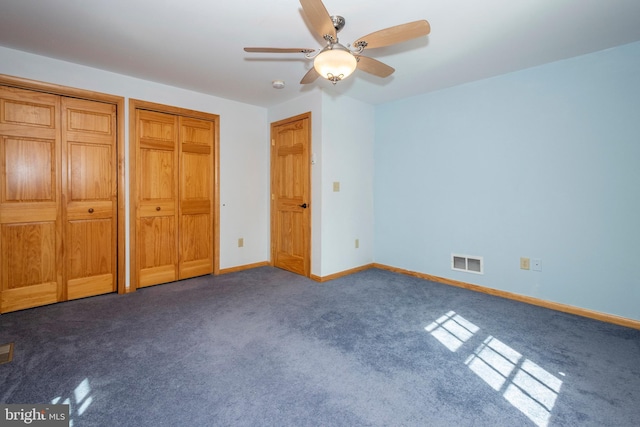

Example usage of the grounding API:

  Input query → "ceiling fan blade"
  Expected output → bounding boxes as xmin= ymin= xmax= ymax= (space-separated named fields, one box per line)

xmin=299 ymin=0 xmax=336 ymax=41
xmin=353 ymin=20 xmax=431 ymax=50
xmin=300 ymin=67 xmax=320 ymax=84
xmin=244 ymin=47 xmax=315 ymax=54
xmin=356 ymin=56 xmax=395 ymax=78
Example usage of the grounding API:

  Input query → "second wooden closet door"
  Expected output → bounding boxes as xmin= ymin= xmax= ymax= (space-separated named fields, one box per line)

xmin=135 ymin=109 xmax=213 ymax=288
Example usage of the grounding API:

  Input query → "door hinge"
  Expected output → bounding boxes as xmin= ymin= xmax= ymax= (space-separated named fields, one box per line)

xmin=271 ymin=139 xmax=275 ymax=146
xmin=271 ymin=194 xmax=275 ymax=200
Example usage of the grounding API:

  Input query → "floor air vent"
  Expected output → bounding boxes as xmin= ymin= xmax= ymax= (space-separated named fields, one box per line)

xmin=0 ymin=342 xmax=14 ymax=364
xmin=452 ymin=254 xmax=483 ymax=274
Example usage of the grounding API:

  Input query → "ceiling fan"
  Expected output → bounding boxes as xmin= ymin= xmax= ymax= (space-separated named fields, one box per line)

xmin=244 ymin=0 xmax=431 ymax=85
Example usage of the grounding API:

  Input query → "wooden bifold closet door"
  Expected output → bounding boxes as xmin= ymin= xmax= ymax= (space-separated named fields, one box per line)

xmin=134 ymin=108 xmax=214 ymax=288
xmin=0 ymin=85 xmax=117 ymax=313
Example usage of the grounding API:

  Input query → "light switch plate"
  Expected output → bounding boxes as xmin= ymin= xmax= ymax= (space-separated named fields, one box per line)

xmin=532 ymin=258 xmax=542 ymax=271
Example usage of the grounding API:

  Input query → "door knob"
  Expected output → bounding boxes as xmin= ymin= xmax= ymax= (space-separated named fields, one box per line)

xmin=299 ymin=203 xmax=308 ymax=209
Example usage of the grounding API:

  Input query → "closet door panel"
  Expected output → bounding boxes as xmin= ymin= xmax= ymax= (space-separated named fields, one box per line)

xmin=179 ymin=117 xmax=213 ymax=279
xmin=136 ymin=110 xmax=178 ymax=287
xmin=138 ymin=214 xmax=177 ymax=286
xmin=0 ymin=86 xmax=62 ymax=313
xmin=180 ymin=206 xmax=211 ymax=278
xmin=66 ymin=218 xmax=113 ymax=299
xmin=62 ymin=98 xmax=117 ymax=300
xmin=1 ymin=222 xmax=58 ymax=312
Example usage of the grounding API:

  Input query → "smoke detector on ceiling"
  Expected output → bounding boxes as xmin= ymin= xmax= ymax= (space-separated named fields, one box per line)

xmin=272 ymin=80 xmax=285 ymax=89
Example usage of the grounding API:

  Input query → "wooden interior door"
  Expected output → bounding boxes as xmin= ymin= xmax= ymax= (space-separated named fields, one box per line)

xmin=0 ymin=86 xmax=63 ymax=312
xmin=179 ymin=117 xmax=214 ymax=279
xmin=62 ymin=97 xmax=117 ymax=300
xmin=271 ymin=113 xmax=311 ymax=277
xmin=135 ymin=110 xmax=179 ymax=287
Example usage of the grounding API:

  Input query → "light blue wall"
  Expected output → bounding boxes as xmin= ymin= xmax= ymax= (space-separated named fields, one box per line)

xmin=374 ymin=41 xmax=640 ymax=320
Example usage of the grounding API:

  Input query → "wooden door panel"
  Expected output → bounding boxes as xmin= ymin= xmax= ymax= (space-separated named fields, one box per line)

xmin=62 ymin=97 xmax=117 ymax=300
xmin=181 ymin=117 xmax=213 ymax=146
xmin=139 ymin=266 xmax=176 ymax=288
xmin=1 ymin=283 xmax=58 ymax=313
xmin=136 ymin=110 xmax=179 ymax=287
xmin=139 ymin=216 xmax=176 ymax=268
xmin=1 ymin=222 xmax=57 ymax=288
xmin=179 ymin=117 xmax=213 ymax=280
xmin=68 ymin=274 xmax=113 ymax=300
xmin=140 ymin=113 xmax=176 ymax=145
xmin=271 ymin=114 xmax=311 ymax=277
xmin=4 ymin=137 xmax=55 ymax=201
xmin=66 ymin=107 xmax=112 ymax=139
xmin=138 ymin=200 xmax=175 ymax=217
xmin=1 ymin=221 xmax=58 ymax=312
xmin=180 ymin=212 xmax=211 ymax=278
xmin=138 ymin=215 xmax=177 ymax=287
xmin=181 ymin=152 xmax=210 ymax=199
xmin=274 ymin=209 xmax=306 ymax=275
xmin=68 ymin=143 xmax=112 ymax=200
xmin=1 ymin=93 xmax=56 ymax=136
xmin=66 ymin=218 xmax=113 ymax=299
xmin=67 ymin=219 xmax=112 ymax=278
xmin=181 ymin=213 xmax=210 ymax=259
xmin=0 ymin=86 xmax=62 ymax=313
xmin=140 ymin=150 xmax=175 ymax=200
xmin=179 ymin=151 xmax=212 ymax=280
xmin=275 ymin=143 xmax=304 ymax=199
xmin=66 ymin=201 xmax=112 ymax=219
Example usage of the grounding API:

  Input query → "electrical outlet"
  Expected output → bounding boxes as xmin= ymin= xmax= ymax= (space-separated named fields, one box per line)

xmin=520 ymin=257 xmax=530 ymax=270
xmin=238 ymin=238 xmax=244 ymax=248
xmin=355 ymin=239 xmax=359 ymax=249
xmin=333 ymin=181 xmax=340 ymax=192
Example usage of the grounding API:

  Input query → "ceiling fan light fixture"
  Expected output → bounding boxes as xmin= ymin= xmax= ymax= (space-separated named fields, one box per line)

xmin=313 ymin=44 xmax=357 ymax=84
xmin=244 ymin=1 xmax=431 ymax=86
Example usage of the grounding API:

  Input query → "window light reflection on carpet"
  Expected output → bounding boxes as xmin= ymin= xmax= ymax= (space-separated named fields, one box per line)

xmin=426 ymin=313 xmax=564 ymax=427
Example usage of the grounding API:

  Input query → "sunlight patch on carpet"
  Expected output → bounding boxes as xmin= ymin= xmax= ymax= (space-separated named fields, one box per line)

xmin=464 ymin=336 xmax=563 ymax=426
xmin=425 ymin=311 xmax=480 ymax=352
xmin=465 ymin=336 xmax=522 ymax=391
xmin=426 ymin=314 xmax=563 ymax=427
xmin=52 ymin=378 xmax=94 ymax=426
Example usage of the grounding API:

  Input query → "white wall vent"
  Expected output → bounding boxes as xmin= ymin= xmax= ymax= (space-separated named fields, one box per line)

xmin=451 ymin=254 xmax=484 ymax=274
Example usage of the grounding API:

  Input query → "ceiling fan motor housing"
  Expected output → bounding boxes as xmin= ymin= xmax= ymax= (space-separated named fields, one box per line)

xmin=331 ymin=16 xmax=346 ymax=32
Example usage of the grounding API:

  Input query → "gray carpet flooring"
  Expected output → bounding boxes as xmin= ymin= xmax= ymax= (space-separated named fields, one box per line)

xmin=1 ymin=267 xmax=639 ymax=426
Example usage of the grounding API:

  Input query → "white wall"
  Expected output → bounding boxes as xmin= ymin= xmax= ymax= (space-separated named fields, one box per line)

xmin=0 ymin=46 xmax=270 ymax=284
xmin=374 ymin=41 xmax=640 ymax=320
xmin=268 ymin=91 xmax=375 ymax=277
xmin=320 ymin=94 xmax=375 ymax=276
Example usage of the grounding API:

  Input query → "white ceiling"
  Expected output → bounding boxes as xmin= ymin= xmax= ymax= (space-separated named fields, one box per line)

xmin=1 ymin=0 xmax=640 ymax=108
